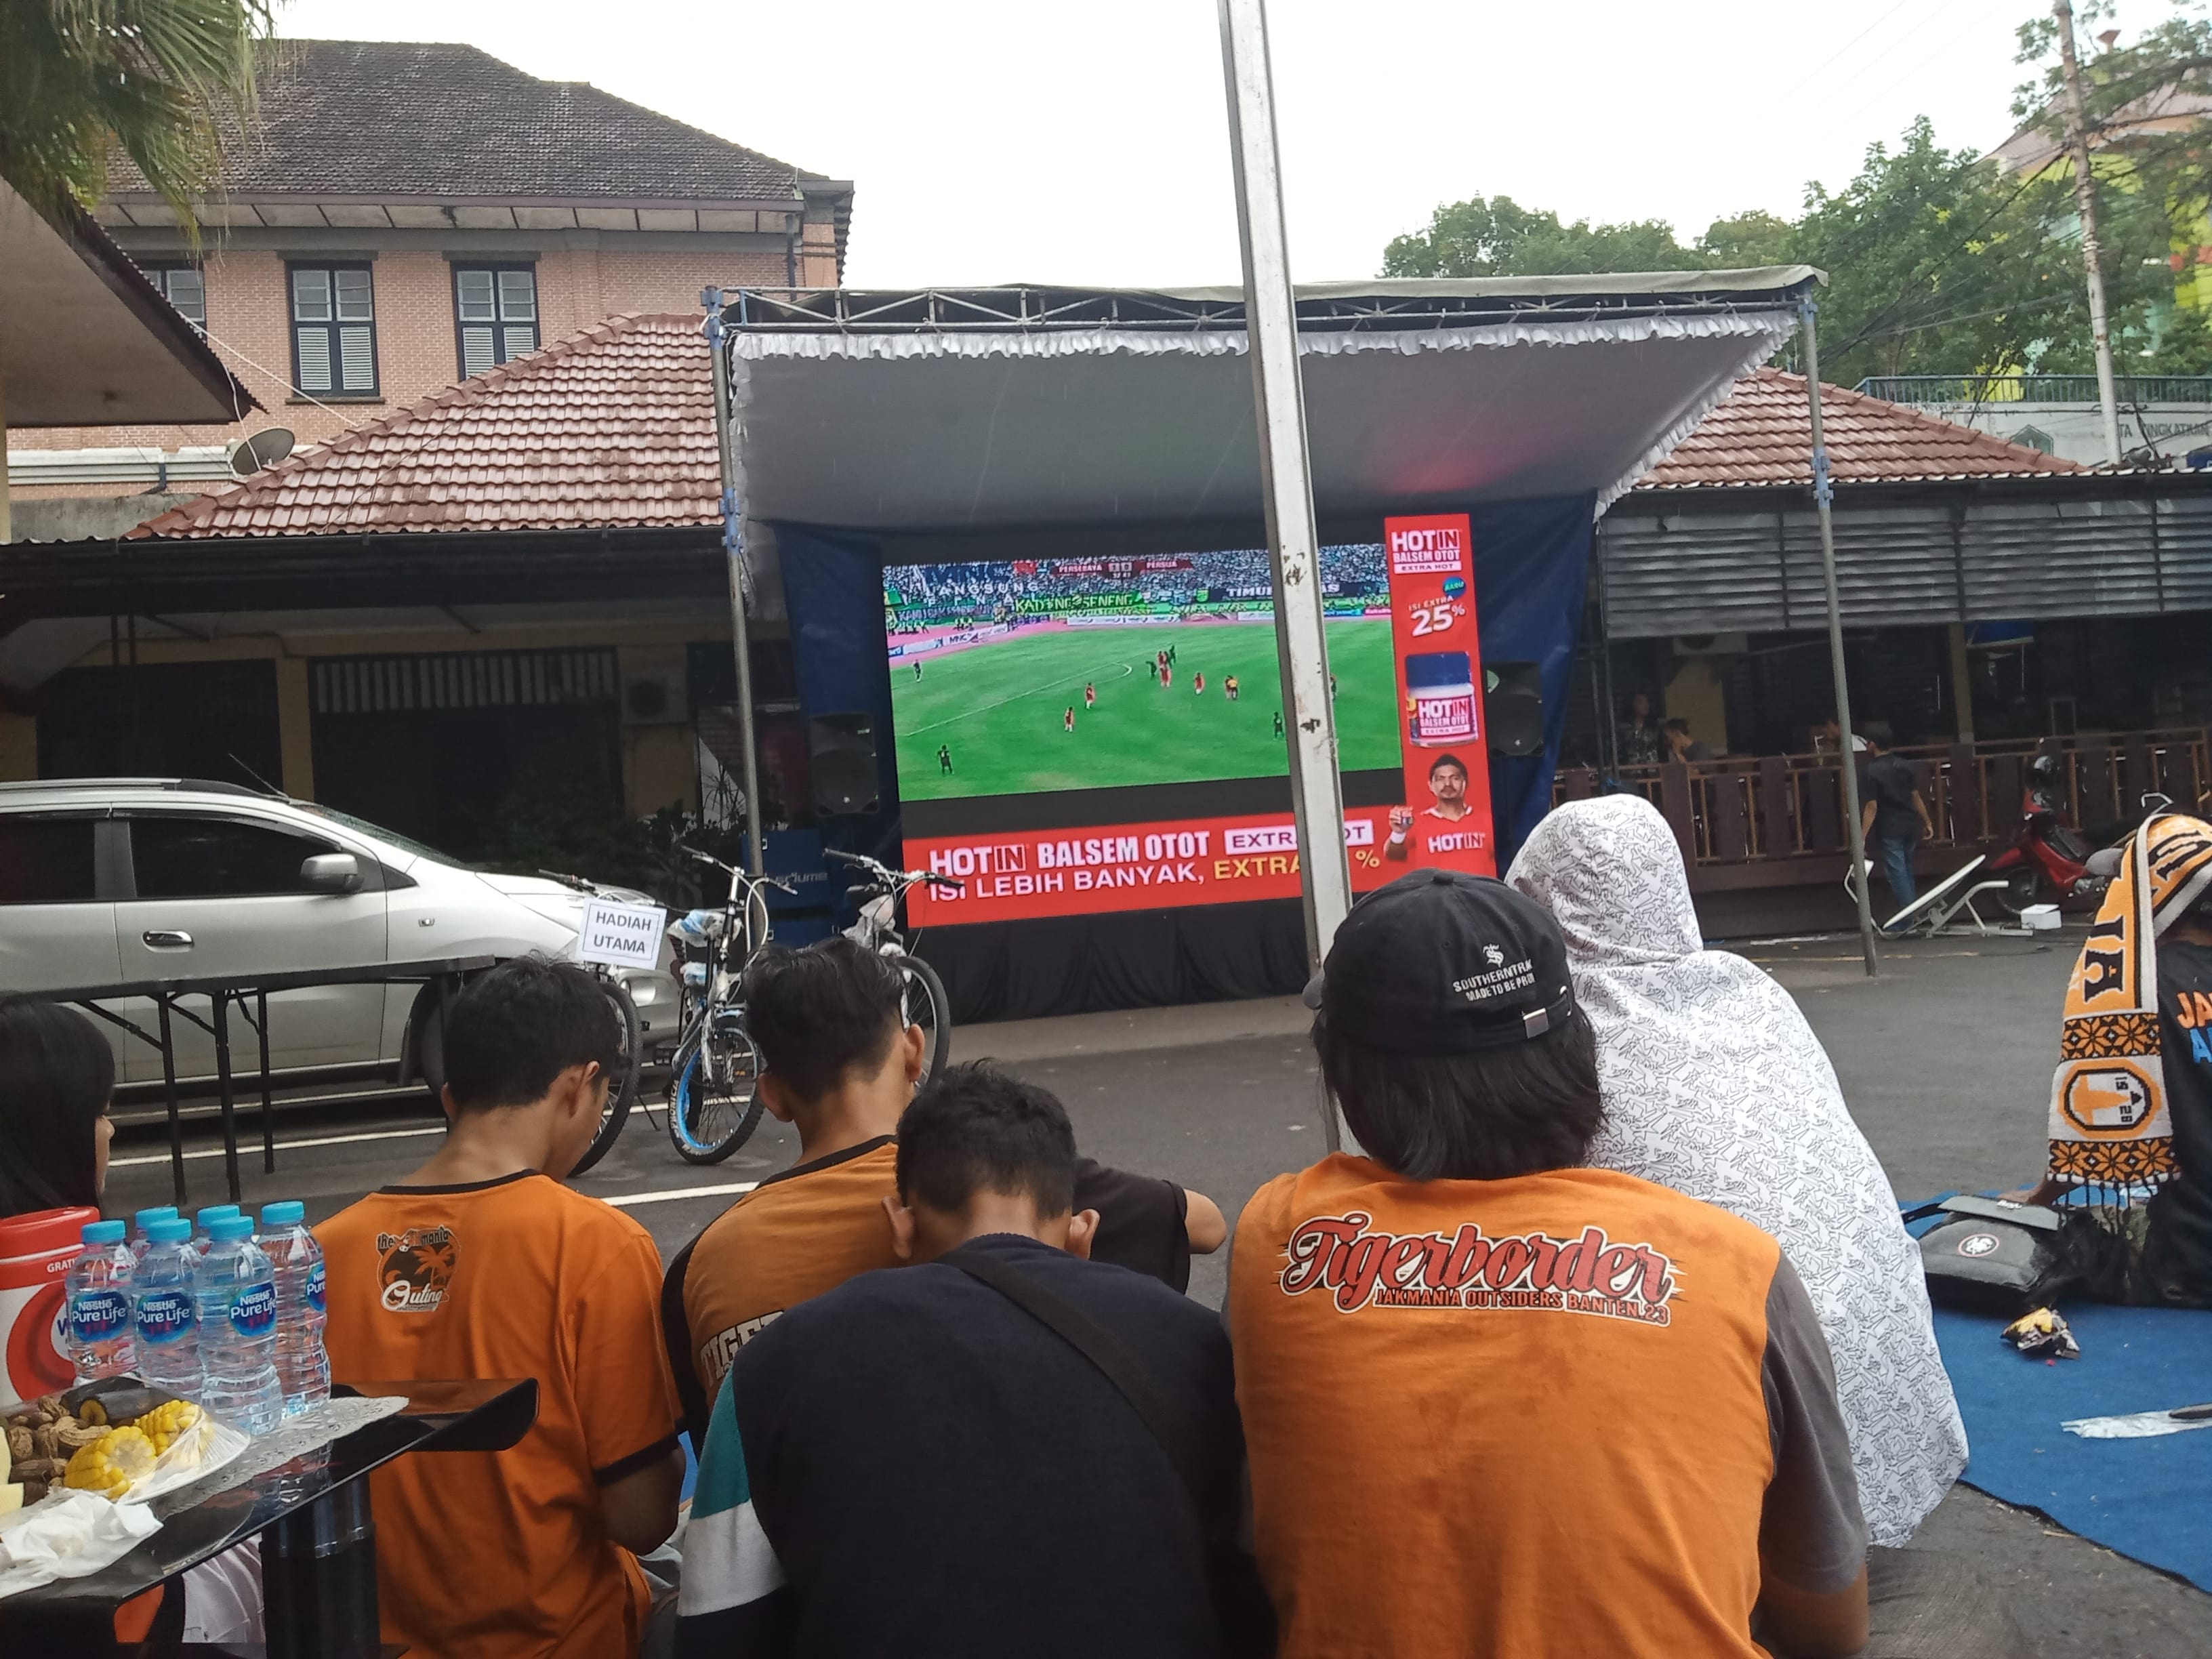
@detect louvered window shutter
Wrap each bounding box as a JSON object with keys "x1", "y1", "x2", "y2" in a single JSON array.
[
  {"x1": 292, "y1": 269, "x2": 331, "y2": 392},
  {"x1": 457, "y1": 270, "x2": 497, "y2": 376},
  {"x1": 454, "y1": 266, "x2": 539, "y2": 375},
  {"x1": 291, "y1": 266, "x2": 377, "y2": 396},
  {"x1": 339, "y1": 327, "x2": 375, "y2": 392},
  {"x1": 163, "y1": 267, "x2": 206, "y2": 329}
]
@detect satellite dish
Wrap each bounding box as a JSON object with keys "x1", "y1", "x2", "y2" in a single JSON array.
[{"x1": 227, "y1": 427, "x2": 295, "y2": 478}]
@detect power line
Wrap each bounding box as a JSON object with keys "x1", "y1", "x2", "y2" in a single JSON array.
[
  {"x1": 1832, "y1": 0, "x2": 1987, "y2": 96},
  {"x1": 1782, "y1": 0, "x2": 1918, "y2": 98},
  {"x1": 1853, "y1": 1, "x2": 2016, "y2": 110}
]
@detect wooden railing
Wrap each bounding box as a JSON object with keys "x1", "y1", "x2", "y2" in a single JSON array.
[{"x1": 1553, "y1": 729, "x2": 2212, "y2": 880}]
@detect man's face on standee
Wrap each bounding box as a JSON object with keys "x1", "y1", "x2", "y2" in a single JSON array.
[{"x1": 1430, "y1": 759, "x2": 1468, "y2": 813}]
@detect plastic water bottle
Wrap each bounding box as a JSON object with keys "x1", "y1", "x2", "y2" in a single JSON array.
[
  {"x1": 193, "y1": 1205, "x2": 242, "y2": 1255},
  {"x1": 132, "y1": 1218, "x2": 203, "y2": 1401},
  {"x1": 195, "y1": 1216, "x2": 281, "y2": 1434},
  {"x1": 131, "y1": 1206, "x2": 180, "y2": 1261},
  {"x1": 64, "y1": 1220, "x2": 136, "y2": 1385},
  {"x1": 258, "y1": 1202, "x2": 329, "y2": 1417}
]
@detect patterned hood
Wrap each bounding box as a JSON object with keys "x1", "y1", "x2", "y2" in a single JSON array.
[
  {"x1": 1506, "y1": 790, "x2": 1968, "y2": 1547},
  {"x1": 1507, "y1": 794, "x2": 1702, "y2": 968}
]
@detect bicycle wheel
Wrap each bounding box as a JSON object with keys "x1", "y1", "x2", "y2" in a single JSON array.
[
  {"x1": 895, "y1": 952, "x2": 952, "y2": 1084},
  {"x1": 667, "y1": 1017, "x2": 766, "y2": 1165},
  {"x1": 569, "y1": 979, "x2": 642, "y2": 1176}
]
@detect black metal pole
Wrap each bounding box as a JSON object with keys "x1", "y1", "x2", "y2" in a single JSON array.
[
  {"x1": 213, "y1": 992, "x2": 241, "y2": 1204},
  {"x1": 159, "y1": 996, "x2": 186, "y2": 1209},
  {"x1": 261, "y1": 1473, "x2": 380, "y2": 1659}
]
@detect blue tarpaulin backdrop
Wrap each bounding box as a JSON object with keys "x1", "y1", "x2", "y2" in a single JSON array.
[{"x1": 775, "y1": 499, "x2": 1593, "y2": 1020}]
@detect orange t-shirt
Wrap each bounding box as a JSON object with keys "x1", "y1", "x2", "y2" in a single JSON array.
[
  {"x1": 318, "y1": 1172, "x2": 682, "y2": 1659},
  {"x1": 1230, "y1": 1155, "x2": 1862, "y2": 1659},
  {"x1": 666, "y1": 1137, "x2": 906, "y2": 1430}
]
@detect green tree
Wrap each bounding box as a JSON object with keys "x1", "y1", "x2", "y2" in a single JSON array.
[
  {"x1": 2011, "y1": 1, "x2": 2212, "y2": 373},
  {"x1": 1779, "y1": 117, "x2": 2110, "y2": 386},
  {"x1": 0, "y1": 0, "x2": 275, "y2": 240},
  {"x1": 1378, "y1": 112, "x2": 2176, "y2": 387},
  {"x1": 1694, "y1": 210, "x2": 1796, "y2": 270},
  {"x1": 1381, "y1": 195, "x2": 1696, "y2": 279}
]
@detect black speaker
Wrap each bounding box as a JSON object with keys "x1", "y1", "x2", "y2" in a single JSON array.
[
  {"x1": 1483, "y1": 661, "x2": 1545, "y2": 758},
  {"x1": 808, "y1": 713, "x2": 880, "y2": 816}
]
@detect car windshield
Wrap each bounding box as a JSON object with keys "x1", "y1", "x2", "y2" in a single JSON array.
[{"x1": 298, "y1": 804, "x2": 472, "y2": 868}]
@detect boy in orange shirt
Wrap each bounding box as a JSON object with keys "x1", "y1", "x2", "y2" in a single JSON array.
[{"x1": 319, "y1": 958, "x2": 684, "y2": 1659}]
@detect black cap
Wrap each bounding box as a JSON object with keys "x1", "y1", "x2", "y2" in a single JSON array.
[{"x1": 1303, "y1": 869, "x2": 1577, "y2": 1055}]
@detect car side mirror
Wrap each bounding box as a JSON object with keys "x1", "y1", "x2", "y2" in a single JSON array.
[
  {"x1": 302, "y1": 852, "x2": 364, "y2": 894},
  {"x1": 2085, "y1": 848, "x2": 2123, "y2": 880}
]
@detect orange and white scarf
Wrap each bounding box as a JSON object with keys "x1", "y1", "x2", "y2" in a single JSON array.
[{"x1": 2047, "y1": 814, "x2": 2212, "y2": 1195}]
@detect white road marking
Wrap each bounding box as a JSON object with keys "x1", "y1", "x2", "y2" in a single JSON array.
[
  {"x1": 110, "y1": 1124, "x2": 445, "y2": 1167},
  {"x1": 902, "y1": 656, "x2": 1134, "y2": 735},
  {"x1": 601, "y1": 1181, "x2": 760, "y2": 1208}
]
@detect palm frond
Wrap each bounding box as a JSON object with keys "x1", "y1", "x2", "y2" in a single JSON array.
[{"x1": 0, "y1": 0, "x2": 275, "y2": 244}]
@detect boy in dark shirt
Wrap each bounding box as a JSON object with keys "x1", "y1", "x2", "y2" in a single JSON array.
[
  {"x1": 676, "y1": 1065, "x2": 1242, "y2": 1659},
  {"x1": 661, "y1": 939, "x2": 1225, "y2": 1441}
]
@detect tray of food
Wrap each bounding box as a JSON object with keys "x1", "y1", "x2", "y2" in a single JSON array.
[{"x1": 4, "y1": 1379, "x2": 245, "y2": 1513}]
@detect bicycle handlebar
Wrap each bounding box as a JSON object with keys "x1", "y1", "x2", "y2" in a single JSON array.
[{"x1": 685, "y1": 848, "x2": 796, "y2": 895}]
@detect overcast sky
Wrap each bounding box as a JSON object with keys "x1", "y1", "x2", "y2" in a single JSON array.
[{"x1": 281, "y1": 0, "x2": 2173, "y2": 289}]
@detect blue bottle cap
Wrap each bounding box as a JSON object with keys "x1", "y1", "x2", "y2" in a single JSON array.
[
  {"x1": 195, "y1": 1204, "x2": 242, "y2": 1231},
  {"x1": 259, "y1": 1201, "x2": 306, "y2": 1227},
  {"x1": 81, "y1": 1219, "x2": 127, "y2": 1244},
  {"x1": 207, "y1": 1215, "x2": 257, "y2": 1242},
  {"x1": 146, "y1": 1216, "x2": 194, "y2": 1244},
  {"x1": 134, "y1": 1206, "x2": 180, "y2": 1233}
]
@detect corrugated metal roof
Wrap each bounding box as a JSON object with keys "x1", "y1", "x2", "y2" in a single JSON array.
[
  {"x1": 131, "y1": 314, "x2": 716, "y2": 539},
  {"x1": 1635, "y1": 367, "x2": 2083, "y2": 489}
]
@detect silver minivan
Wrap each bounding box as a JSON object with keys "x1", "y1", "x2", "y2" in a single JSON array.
[{"x1": 0, "y1": 779, "x2": 680, "y2": 1090}]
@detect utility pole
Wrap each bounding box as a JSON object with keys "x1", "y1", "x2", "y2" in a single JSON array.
[
  {"x1": 1217, "y1": 0, "x2": 1355, "y2": 1151},
  {"x1": 2055, "y1": 0, "x2": 2125, "y2": 466},
  {"x1": 1801, "y1": 298, "x2": 1880, "y2": 979}
]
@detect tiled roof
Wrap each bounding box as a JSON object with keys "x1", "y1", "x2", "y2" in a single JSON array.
[
  {"x1": 134, "y1": 341, "x2": 2095, "y2": 541},
  {"x1": 111, "y1": 41, "x2": 809, "y2": 204},
  {"x1": 131, "y1": 314, "x2": 718, "y2": 539},
  {"x1": 1636, "y1": 367, "x2": 2083, "y2": 489}
]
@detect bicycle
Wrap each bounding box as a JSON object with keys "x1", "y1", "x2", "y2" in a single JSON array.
[
  {"x1": 663, "y1": 850, "x2": 793, "y2": 1165},
  {"x1": 825, "y1": 847, "x2": 963, "y2": 1083}
]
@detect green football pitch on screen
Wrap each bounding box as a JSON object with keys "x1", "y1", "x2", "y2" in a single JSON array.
[{"x1": 892, "y1": 619, "x2": 1403, "y2": 801}]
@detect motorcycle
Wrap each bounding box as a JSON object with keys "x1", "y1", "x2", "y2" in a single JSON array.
[{"x1": 1988, "y1": 754, "x2": 2170, "y2": 915}]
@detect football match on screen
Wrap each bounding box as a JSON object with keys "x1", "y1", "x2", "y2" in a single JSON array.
[{"x1": 884, "y1": 548, "x2": 1406, "y2": 802}]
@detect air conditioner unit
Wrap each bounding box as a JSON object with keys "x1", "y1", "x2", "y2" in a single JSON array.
[
  {"x1": 621, "y1": 664, "x2": 689, "y2": 726},
  {"x1": 1668, "y1": 632, "x2": 1749, "y2": 657}
]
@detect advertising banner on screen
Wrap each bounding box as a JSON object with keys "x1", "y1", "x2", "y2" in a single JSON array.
[
  {"x1": 905, "y1": 808, "x2": 1403, "y2": 926},
  {"x1": 1382, "y1": 513, "x2": 1494, "y2": 876}
]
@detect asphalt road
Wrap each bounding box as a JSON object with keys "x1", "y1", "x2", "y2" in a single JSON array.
[{"x1": 103, "y1": 927, "x2": 2212, "y2": 1657}]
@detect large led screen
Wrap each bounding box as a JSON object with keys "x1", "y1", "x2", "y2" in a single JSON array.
[
  {"x1": 892, "y1": 518, "x2": 1497, "y2": 926},
  {"x1": 885, "y1": 546, "x2": 1401, "y2": 800}
]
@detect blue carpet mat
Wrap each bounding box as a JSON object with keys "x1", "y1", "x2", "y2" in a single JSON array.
[{"x1": 1910, "y1": 1197, "x2": 2212, "y2": 1591}]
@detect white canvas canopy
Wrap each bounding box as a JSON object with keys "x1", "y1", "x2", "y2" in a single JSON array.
[{"x1": 716, "y1": 270, "x2": 1820, "y2": 532}]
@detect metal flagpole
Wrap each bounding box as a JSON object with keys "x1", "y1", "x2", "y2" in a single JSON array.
[
  {"x1": 1218, "y1": 0, "x2": 1354, "y2": 1151},
  {"x1": 703, "y1": 288, "x2": 768, "y2": 879},
  {"x1": 1800, "y1": 297, "x2": 1879, "y2": 977}
]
